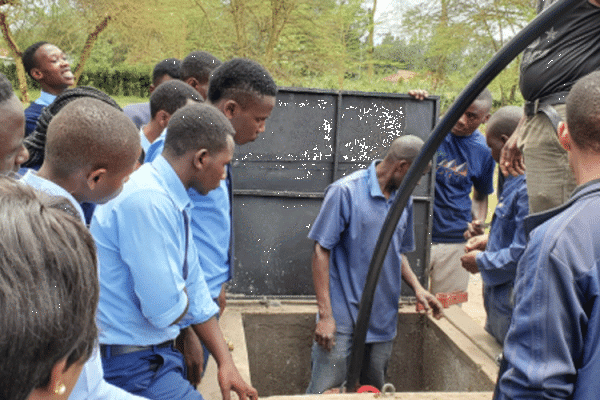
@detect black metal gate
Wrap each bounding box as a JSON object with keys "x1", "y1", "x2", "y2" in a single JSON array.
[{"x1": 230, "y1": 87, "x2": 439, "y2": 297}]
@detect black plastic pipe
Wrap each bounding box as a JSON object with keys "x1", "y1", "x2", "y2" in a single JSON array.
[{"x1": 345, "y1": 0, "x2": 581, "y2": 391}]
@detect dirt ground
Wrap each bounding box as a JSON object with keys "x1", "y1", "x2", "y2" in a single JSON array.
[{"x1": 463, "y1": 273, "x2": 486, "y2": 329}]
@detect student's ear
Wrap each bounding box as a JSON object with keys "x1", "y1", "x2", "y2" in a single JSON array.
[
  {"x1": 31, "y1": 358, "x2": 69, "y2": 397},
  {"x1": 30, "y1": 67, "x2": 43, "y2": 81},
  {"x1": 483, "y1": 112, "x2": 491, "y2": 124},
  {"x1": 185, "y1": 77, "x2": 200, "y2": 91},
  {"x1": 193, "y1": 148, "x2": 209, "y2": 170},
  {"x1": 558, "y1": 121, "x2": 571, "y2": 151},
  {"x1": 222, "y1": 99, "x2": 240, "y2": 120},
  {"x1": 86, "y1": 168, "x2": 108, "y2": 190},
  {"x1": 149, "y1": 84, "x2": 156, "y2": 94}
]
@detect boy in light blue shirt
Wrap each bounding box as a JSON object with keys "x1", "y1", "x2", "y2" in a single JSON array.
[
  {"x1": 19, "y1": 96, "x2": 146, "y2": 400},
  {"x1": 92, "y1": 103, "x2": 257, "y2": 400}
]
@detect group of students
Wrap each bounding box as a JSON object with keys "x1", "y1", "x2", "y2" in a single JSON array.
[{"x1": 0, "y1": 42, "x2": 276, "y2": 400}]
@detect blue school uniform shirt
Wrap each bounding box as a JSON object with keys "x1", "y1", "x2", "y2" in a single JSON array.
[
  {"x1": 433, "y1": 130, "x2": 495, "y2": 243},
  {"x1": 91, "y1": 155, "x2": 219, "y2": 346},
  {"x1": 308, "y1": 161, "x2": 415, "y2": 343},
  {"x1": 145, "y1": 133, "x2": 233, "y2": 299},
  {"x1": 24, "y1": 91, "x2": 56, "y2": 136},
  {"x1": 20, "y1": 170, "x2": 144, "y2": 400},
  {"x1": 476, "y1": 174, "x2": 528, "y2": 343},
  {"x1": 497, "y1": 179, "x2": 600, "y2": 399}
]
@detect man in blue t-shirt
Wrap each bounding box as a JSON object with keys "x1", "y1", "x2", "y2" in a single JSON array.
[
  {"x1": 427, "y1": 89, "x2": 495, "y2": 295},
  {"x1": 306, "y1": 135, "x2": 443, "y2": 394}
]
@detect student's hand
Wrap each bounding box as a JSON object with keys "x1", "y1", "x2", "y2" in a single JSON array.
[
  {"x1": 408, "y1": 89, "x2": 429, "y2": 101},
  {"x1": 315, "y1": 315, "x2": 336, "y2": 351},
  {"x1": 461, "y1": 251, "x2": 481, "y2": 274},
  {"x1": 218, "y1": 285, "x2": 227, "y2": 317},
  {"x1": 415, "y1": 288, "x2": 444, "y2": 320},
  {"x1": 500, "y1": 124, "x2": 526, "y2": 177},
  {"x1": 464, "y1": 219, "x2": 485, "y2": 240},
  {"x1": 176, "y1": 327, "x2": 204, "y2": 386},
  {"x1": 465, "y1": 233, "x2": 488, "y2": 252},
  {"x1": 218, "y1": 361, "x2": 258, "y2": 400}
]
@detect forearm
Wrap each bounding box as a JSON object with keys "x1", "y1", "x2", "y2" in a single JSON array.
[
  {"x1": 312, "y1": 242, "x2": 333, "y2": 318},
  {"x1": 191, "y1": 316, "x2": 231, "y2": 368},
  {"x1": 472, "y1": 191, "x2": 488, "y2": 222},
  {"x1": 401, "y1": 255, "x2": 424, "y2": 292}
]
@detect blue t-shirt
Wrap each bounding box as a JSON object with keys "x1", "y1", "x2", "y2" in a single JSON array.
[
  {"x1": 433, "y1": 130, "x2": 495, "y2": 243},
  {"x1": 123, "y1": 102, "x2": 151, "y2": 130},
  {"x1": 308, "y1": 161, "x2": 415, "y2": 342}
]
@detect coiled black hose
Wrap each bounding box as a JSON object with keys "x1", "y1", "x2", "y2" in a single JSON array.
[{"x1": 345, "y1": 0, "x2": 581, "y2": 391}]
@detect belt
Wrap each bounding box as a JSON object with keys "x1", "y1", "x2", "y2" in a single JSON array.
[
  {"x1": 524, "y1": 91, "x2": 569, "y2": 132},
  {"x1": 100, "y1": 340, "x2": 174, "y2": 358},
  {"x1": 524, "y1": 91, "x2": 569, "y2": 116}
]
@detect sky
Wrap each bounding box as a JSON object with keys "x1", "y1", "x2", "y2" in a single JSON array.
[{"x1": 372, "y1": 0, "x2": 423, "y2": 43}]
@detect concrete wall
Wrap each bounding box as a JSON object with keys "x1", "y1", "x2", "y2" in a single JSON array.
[{"x1": 233, "y1": 302, "x2": 499, "y2": 397}]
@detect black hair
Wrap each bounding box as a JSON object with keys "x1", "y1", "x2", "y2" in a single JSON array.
[
  {"x1": 23, "y1": 86, "x2": 121, "y2": 169},
  {"x1": 0, "y1": 176, "x2": 98, "y2": 400},
  {"x1": 164, "y1": 103, "x2": 234, "y2": 157},
  {"x1": 152, "y1": 58, "x2": 181, "y2": 86},
  {"x1": 150, "y1": 80, "x2": 202, "y2": 119},
  {"x1": 22, "y1": 41, "x2": 49, "y2": 78},
  {"x1": 207, "y1": 58, "x2": 277, "y2": 107},
  {"x1": 0, "y1": 73, "x2": 14, "y2": 104},
  {"x1": 566, "y1": 70, "x2": 600, "y2": 152},
  {"x1": 45, "y1": 97, "x2": 139, "y2": 178},
  {"x1": 180, "y1": 51, "x2": 222, "y2": 83},
  {"x1": 474, "y1": 88, "x2": 493, "y2": 112}
]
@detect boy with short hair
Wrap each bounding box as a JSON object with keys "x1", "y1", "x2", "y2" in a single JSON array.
[
  {"x1": 496, "y1": 71, "x2": 600, "y2": 399},
  {"x1": 92, "y1": 103, "x2": 257, "y2": 400},
  {"x1": 19, "y1": 97, "x2": 145, "y2": 400},
  {"x1": 123, "y1": 57, "x2": 182, "y2": 129},
  {"x1": 22, "y1": 41, "x2": 75, "y2": 136},
  {"x1": 140, "y1": 80, "x2": 201, "y2": 152},
  {"x1": 460, "y1": 106, "x2": 527, "y2": 344},
  {"x1": 181, "y1": 51, "x2": 222, "y2": 100}
]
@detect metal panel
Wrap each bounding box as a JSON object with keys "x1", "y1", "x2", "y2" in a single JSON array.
[{"x1": 230, "y1": 87, "x2": 439, "y2": 296}]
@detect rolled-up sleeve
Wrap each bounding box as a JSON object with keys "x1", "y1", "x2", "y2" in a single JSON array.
[{"x1": 117, "y1": 193, "x2": 189, "y2": 329}]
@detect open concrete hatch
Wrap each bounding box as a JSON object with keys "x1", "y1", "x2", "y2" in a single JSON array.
[{"x1": 199, "y1": 301, "x2": 500, "y2": 400}]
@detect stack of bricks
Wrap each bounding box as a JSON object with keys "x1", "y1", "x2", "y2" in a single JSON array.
[{"x1": 415, "y1": 291, "x2": 468, "y2": 311}]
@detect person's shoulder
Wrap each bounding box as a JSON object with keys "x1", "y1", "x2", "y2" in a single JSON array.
[{"x1": 24, "y1": 102, "x2": 44, "y2": 115}]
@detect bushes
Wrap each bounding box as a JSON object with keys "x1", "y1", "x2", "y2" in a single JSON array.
[{"x1": 0, "y1": 62, "x2": 152, "y2": 98}]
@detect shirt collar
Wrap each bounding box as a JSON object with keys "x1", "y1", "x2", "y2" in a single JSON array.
[
  {"x1": 34, "y1": 91, "x2": 57, "y2": 107},
  {"x1": 367, "y1": 160, "x2": 386, "y2": 199},
  {"x1": 20, "y1": 169, "x2": 85, "y2": 223},
  {"x1": 150, "y1": 155, "x2": 191, "y2": 212},
  {"x1": 524, "y1": 178, "x2": 600, "y2": 235}
]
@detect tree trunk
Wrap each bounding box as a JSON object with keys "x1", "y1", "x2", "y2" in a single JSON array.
[
  {"x1": 73, "y1": 15, "x2": 111, "y2": 85},
  {"x1": 0, "y1": 11, "x2": 29, "y2": 102},
  {"x1": 366, "y1": 0, "x2": 377, "y2": 80}
]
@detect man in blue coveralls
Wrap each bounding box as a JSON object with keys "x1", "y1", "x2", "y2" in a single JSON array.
[
  {"x1": 496, "y1": 71, "x2": 600, "y2": 399},
  {"x1": 91, "y1": 103, "x2": 257, "y2": 400},
  {"x1": 460, "y1": 106, "x2": 528, "y2": 345},
  {"x1": 306, "y1": 135, "x2": 443, "y2": 394}
]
